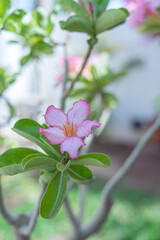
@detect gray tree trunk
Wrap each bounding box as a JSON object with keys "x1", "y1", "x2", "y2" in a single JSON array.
[{"x1": 14, "y1": 229, "x2": 30, "y2": 240}]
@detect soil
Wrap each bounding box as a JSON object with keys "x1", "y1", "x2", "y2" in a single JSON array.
[{"x1": 90, "y1": 139, "x2": 160, "y2": 195}]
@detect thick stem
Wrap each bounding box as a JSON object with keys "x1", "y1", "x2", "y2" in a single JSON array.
[
  {"x1": 62, "y1": 44, "x2": 93, "y2": 102},
  {"x1": 14, "y1": 231, "x2": 31, "y2": 240},
  {"x1": 64, "y1": 197, "x2": 80, "y2": 234},
  {"x1": 77, "y1": 185, "x2": 86, "y2": 224},
  {"x1": 0, "y1": 176, "x2": 18, "y2": 225},
  {"x1": 20, "y1": 185, "x2": 47, "y2": 236}
]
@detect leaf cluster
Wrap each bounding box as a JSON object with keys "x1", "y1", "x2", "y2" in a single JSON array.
[
  {"x1": 0, "y1": 118, "x2": 110, "y2": 219},
  {"x1": 58, "y1": 0, "x2": 129, "y2": 42},
  {"x1": 9, "y1": 8, "x2": 57, "y2": 66},
  {"x1": 138, "y1": 12, "x2": 160, "y2": 37},
  {"x1": 69, "y1": 56, "x2": 125, "y2": 108}
]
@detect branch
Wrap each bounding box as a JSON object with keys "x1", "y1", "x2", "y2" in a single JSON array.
[
  {"x1": 60, "y1": 42, "x2": 69, "y2": 110},
  {"x1": 62, "y1": 44, "x2": 93, "y2": 101},
  {"x1": 81, "y1": 115, "x2": 160, "y2": 238},
  {"x1": 77, "y1": 185, "x2": 86, "y2": 224},
  {"x1": 68, "y1": 115, "x2": 160, "y2": 239},
  {"x1": 64, "y1": 197, "x2": 82, "y2": 237},
  {"x1": 20, "y1": 185, "x2": 47, "y2": 236},
  {"x1": 0, "y1": 175, "x2": 18, "y2": 225}
]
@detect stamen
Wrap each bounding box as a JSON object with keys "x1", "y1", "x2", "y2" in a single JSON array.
[{"x1": 63, "y1": 123, "x2": 77, "y2": 137}]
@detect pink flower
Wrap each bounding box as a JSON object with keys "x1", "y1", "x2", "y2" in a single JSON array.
[
  {"x1": 125, "y1": 0, "x2": 158, "y2": 27},
  {"x1": 61, "y1": 56, "x2": 92, "y2": 79},
  {"x1": 39, "y1": 100, "x2": 101, "y2": 159}
]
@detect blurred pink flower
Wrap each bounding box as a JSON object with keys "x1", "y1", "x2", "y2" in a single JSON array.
[
  {"x1": 61, "y1": 56, "x2": 92, "y2": 79},
  {"x1": 39, "y1": 100, "x2": 101, "y2": 159},
  {"x1": 55, "y1": 54, "x2": 101, "y2": 86},
  {"x1": 125, "y1": 0, "x2": 159, "y2": 26}
]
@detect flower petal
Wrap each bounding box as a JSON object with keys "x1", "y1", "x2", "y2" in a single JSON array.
[
  {"x1": 39, "y1": 127, "x2": 67, "y2": 145},
  {"x1": 60, "y1": 137, "x2": 85, "y2": 159},
  {"x1": 44, "y1": 105, "x2": 67, "y2": 128},
  {"x1": 67, "y1": 100, "x2": 90, "y2": 127},
  {"x1": 76, "y1": 120, "x2": 101, "y2": 138}
]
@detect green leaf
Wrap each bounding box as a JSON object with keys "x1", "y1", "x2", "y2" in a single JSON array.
[
  {"x1": 22, "y1": 153, "x2": 58, "y2": 170},
  {"x1": 91, "y1": 0, "x2": 110, "y2": 17},
  {"x1": 47, "y1": 10, "x2": 56, "y2": 34},
  {"x1": 20, "y1": 54, "x2": 32, "y2": 66},
  {"x1": 33, "y1": 7, "x2": 48, "y2": 29},
  {"x1": 138, "y1": 17, "x2": 160, "y2": 34},
  {"x1": 58, "y1": 0, "x2": 88, "y2": 18},
  {"x1": 68, "y1": 165, "x2": 94, "y2": 184},
  {"x1": 39, "y1": 169, "x2": 57, "y2": 185},
  {"x1": 21, "y1": 25, "x2": 47, "y2": 38},
  {"x1": 3, "y1": 9, "x2": 26, "y2": 33},
  {"x1": 102, "y1": 92, "x2": 118, "y2": 109},
  {"x1": 5, "y1": 9, "x2": 26, "y2": 22},
  {"x1": 5, "y1": 98, "x2": 15, "y2": 118},
  {"x1": 56, "y1": 161, "x2": 71, "y2": 172},
  {"x1": 71, "y1": 153, "x2": 111, "y2": 168},
  {"x1": 12, "y1": 119, "x2": 59, "y2": 159},
  {"x1": 69, "y1": 88, "x2": 89, "y2": 98},
  {"x1": 60, "y1": 15, "x2": 93, "y2": 35},
  {"x1": 40, "y1": 135, "x2": 62, "y2": 161},
  {"x1": 35, "y1": 41, "x2": 53, "y2": 54},
  {"x1": 95, "y1": 8, "x2": 129, "y2": 34},
  {"x1": 0, "y1": 148, "x2": 40, "y2": 175},
  {"x1": 40, "y1": 171, "x2": 68, "y2": 219},
  {"x1": 0, "y1": 0, "x2": 11, "y2": 19}
]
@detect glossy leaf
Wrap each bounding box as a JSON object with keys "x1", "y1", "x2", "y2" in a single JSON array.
[
  {"x1": 12, "y1": 119, "x2": 60, "y2": 159},
  {"x1": 22, "y1": 153, "x2": 58, "y2": 170},
  {"x1": 40, "y1": 171, "x2": 68, "y2": 219},
  {"x1": 60, "y1": 15, "x2": 93, "y2": 35},
  {"x1": 95, "y1": 8, "x2": 129, "y2": 34},
  {"x1": 0, "y1": 148, "x2": 40, "y2": 175},
  {"x1": 71, "y1": 153, "x2": 111, "y2": 168},
  {"x1": 68, "y1": 165, "x2": 94, "y2": 184}
]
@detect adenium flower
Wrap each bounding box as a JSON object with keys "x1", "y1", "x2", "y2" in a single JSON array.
[
  {"x1": 62, "y1": 56, "x2": 92, "y2": 79},
  {"x1": 39, "y1": 100, "x2": 101, "y2": 159},
  {"x1": 55, "y1": 56, "x2": 92, "y2": 86},
  {"x1": 125, "y1": 0, "x2": 158, "y2": 27}
]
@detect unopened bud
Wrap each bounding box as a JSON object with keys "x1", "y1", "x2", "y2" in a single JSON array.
[{"x1": 88, "y1": 2, "x2": 94, "y2": 14}]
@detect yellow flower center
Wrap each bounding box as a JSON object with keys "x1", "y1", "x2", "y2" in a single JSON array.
[{"x1": 63, "y1": 123, "x2": 77, "y2": 137}]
